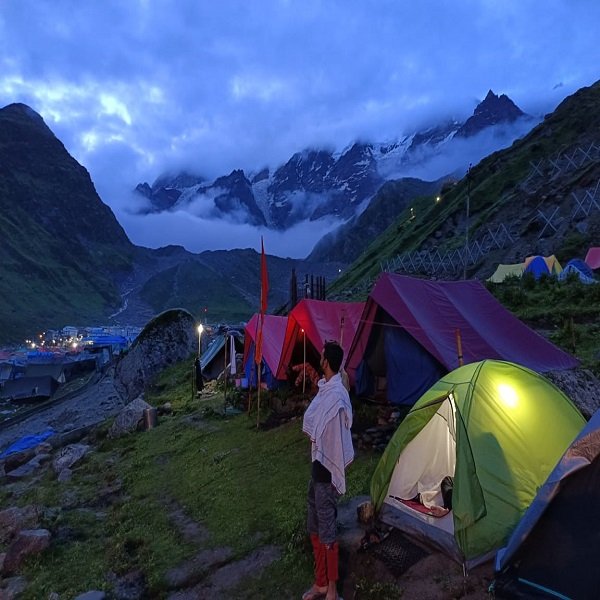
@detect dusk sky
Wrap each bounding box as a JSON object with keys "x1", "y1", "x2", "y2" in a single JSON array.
[{"x1": 1, "y1": 1, "x2": 598, "y2": 258}]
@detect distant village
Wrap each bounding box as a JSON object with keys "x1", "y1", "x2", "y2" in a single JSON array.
[{"x1": 0, "y1": 325, "x2": 142, "y2": 422}]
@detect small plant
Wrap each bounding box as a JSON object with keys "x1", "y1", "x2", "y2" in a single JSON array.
[{"x1": 354, "y1": 578, "x2": 403, "y2": 599}]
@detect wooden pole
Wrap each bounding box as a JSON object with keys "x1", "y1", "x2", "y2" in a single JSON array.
[
  {"x1": 223, "y1": 333, "x2": 228, "y2": 413},
  {"x1": 455, "y1": 328, "x2": 464, "y2": 367},
  {"x1": 256, "y1": 358, "x2": 262, "y2": 429},
  {"x1": 302, "y1": 329, "x2": 306, "y2": 396}
]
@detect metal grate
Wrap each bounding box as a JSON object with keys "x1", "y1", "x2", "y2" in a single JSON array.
[{"x1": 370, "y1": 530, "x2": 428, "y2": 578}]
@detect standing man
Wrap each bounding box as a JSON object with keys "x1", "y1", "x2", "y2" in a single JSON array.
[{"x1": 302, "y1": 341, "x2": 354, "y2": 600}]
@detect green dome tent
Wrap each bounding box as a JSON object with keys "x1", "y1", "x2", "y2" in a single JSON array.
[{"x1": 370, "y1": 360, "x2": 585, "y2": 568}]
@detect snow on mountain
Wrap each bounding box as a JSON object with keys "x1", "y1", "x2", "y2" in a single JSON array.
[{"x1": 134, "y1": 91, "x2": 533, "y2": 233}]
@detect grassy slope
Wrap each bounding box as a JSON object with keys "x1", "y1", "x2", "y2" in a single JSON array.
[
  {"x1": 9, "y1": 362, "x2": 377, "y2": 599},
  {"x1": 140, "y1": 260, "x2": 253, "y2": 323}
]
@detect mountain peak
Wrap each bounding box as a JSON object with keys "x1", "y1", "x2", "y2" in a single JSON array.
[
  {"x1": 456, "y1": 90, "x2": 526, "y2": 138},
  {"x1": 0, "y1": 102, "x2": 55, "y2": 137}
]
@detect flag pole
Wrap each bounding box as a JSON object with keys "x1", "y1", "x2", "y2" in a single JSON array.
[{"x1": 256, "y1": 319, "x2": 262, "y2": 429}]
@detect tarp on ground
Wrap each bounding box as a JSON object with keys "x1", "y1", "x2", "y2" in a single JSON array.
[
  {"x1": 585, "y1": 246, "x2": 600, "y2": 270},
  {"x1": 494, "y1": 410, "x2": 600, "y2": 598},
  {"x1": 0, "y1": 429, "x2": 55, "y2": 458},
  {"x1": 243, "y1": 314, "x2": 287, "y2": 388},
  {"x1": 558, "y1": 260, "x2": 596, "y2": 284},
  {"x1": 371, "y1": 360, "x2": 585, "y2": 568},
  {"x1": 346, "y1": 273, "x2": 579, "y2": 401},
  {"x1": 275, "y1": 299, "x2": 365, "y2": 380},
  {"x1": 487, "y1": 263, "x2": 525, "y2": 283}
]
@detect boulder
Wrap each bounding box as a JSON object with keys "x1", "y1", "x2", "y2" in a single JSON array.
[
  {"x1": 0, "y1": 576, "x2": 27, "y2": 599},
  {"x1": 546, "y1": 368, "x2": 600, "y2": 418},
  {"x1": 3, "y1": 449, "x2": 35, "y2": 473},
  {"x1": 114, "y1": 309, "x2": 196, "y2": 402},
  {"x1": 52, "y1": 444, "x2": 90, "y2": 474},
  {"x1": 2, "y1": 529, "x2": 51, "y2": 575},
  {"x1": 0, "y1": 506, "x2": 41, "y2": 545},
  {"x1": 73, "y1": 592, "x2": 106, "y2": 600},
  {"x1": 108, "y1": 397, "x2": 152, "y2": 439},
  {"x1": 5, "y1": 454, "x2": 50, "y2": 481}
]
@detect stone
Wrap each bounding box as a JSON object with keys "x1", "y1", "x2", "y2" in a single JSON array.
[
  {"x1": 0, "y1": 506, "x2": 41, "y2": 545},
  {"x1": 3, "y1": 449, "x2": 35, "y2": 473},
  {"x1": 2, "y1": 529, "x2": 51, "y2": 575},
  {"x1": 107, "y1": 569, "x2": 147, "y2": 600},
  {"x1": 107, "y1": 398, "x2": 153, "y2": 438},
  {"x1": 74, "y1": 590, "x2": 106, "y2": 600},
  {"x1": 52, "y1": 444, "x2": 90, "y2": 474},
  {"x1": 5, "y1": 455, "x2": 48, "y2": 480},
  {"x1": 114, "y1": 309, "x2": 196, "y2": 402},
  {"x1": 57, "y1": 467, "x2": 73, "y2": 483},
  {"x1": 0, "y1": 575, "x2": 27, "y2": 599},
  {"x1": 73, "y1": 592, "x2": 106, "y2": 600}
]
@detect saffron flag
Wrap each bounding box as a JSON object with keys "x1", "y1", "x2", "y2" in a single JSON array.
[{"x1": 255, "y1": 237, "x2": 269, "y2": 365}]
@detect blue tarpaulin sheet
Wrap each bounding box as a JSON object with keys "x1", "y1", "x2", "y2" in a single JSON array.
[{"x1": 0, "y1": 429, "x2": 55, "y2": 458}]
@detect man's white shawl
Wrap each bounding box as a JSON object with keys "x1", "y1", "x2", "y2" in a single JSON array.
[{"x1": 302, "y1": 373, "x2": 354, "y2": 494}]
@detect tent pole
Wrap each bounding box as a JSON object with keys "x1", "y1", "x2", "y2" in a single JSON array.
[
  {"x1": 455, "y1": 328, "x2": 464, "y2": 367},
  {"x1": 302, "y1": 329, "x2": 306, "y2": 396}
]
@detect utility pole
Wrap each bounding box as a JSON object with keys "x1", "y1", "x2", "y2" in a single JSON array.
[{"x1": 463, "y1": 164, "x2": 472, "y2": 280}]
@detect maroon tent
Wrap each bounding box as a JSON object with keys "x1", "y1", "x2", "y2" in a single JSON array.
[
  {"x1": 275, "y1": 299, "x2": 364, "y2": 380},
  {"x1": 346, "y1": 273, "x2": 579, "y2": 401}
]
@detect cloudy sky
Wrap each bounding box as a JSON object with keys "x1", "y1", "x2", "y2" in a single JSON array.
[{"x1": 1, "y1": 1, "x2": 598, "y2": 257}]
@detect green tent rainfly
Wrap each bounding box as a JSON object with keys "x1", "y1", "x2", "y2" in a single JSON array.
[{"x1": 370, "y1": 360, "x2": 585, "y2": 568}]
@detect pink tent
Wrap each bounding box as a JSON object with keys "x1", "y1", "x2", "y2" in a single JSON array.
[
  {"x1": 275, "y1": 299, "x2": 364, "y2": 380},
  {"x1": 585, "y1": 247, "x2": 600, "y2": 270},
  {"x1": 243, "y1": 314, "x2": 287, "y2": 379},
  {"x1": 347, "y1": 273, "x2": 579, "y2": 386}
]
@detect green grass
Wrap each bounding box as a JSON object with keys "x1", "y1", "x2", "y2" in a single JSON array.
[
  {"x1": 486, "y1": 274, "x2": 600, "y2": 374},
  {"x1": 4, "y1": 360, "x2": 378, "y2": 599}
]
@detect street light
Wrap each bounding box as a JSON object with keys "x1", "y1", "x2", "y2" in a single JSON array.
[
  {"x1": 197, "y1": 324, "x2": 204, "y2": 356},
  {"x1": 195, "y1": 324, "x2": 204, "y2": 395}
]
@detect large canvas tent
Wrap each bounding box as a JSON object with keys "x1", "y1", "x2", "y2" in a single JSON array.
[
  {"x1": 242, "y1": 314, "x2": 287, "y2": 389},
  {"x1": 200, "y1": 331, "x2": 244, "y2": 381},
  {"x1": 275, "y1": 299, "x2": 364, "y2": 380},
  {"x1": 346, "y1": 273, "x2": 579, "y2": 406},
  {"x1": 370, "y1": 360, "x2": 586, "y2": 568},
  {"x1": 494, "y1": 410, "x2": 600, "y2": 599}
]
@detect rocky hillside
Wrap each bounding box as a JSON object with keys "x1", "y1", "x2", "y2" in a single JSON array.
[
  {"x1": 329, "y1": 79, "x2": 600, "y2": 296},
  {"x1": 0, "y1": 105, "x2": 344, "y2": 343},
  {"x1": 0, "y1": 103, "x2": 135, "y2": 342}
]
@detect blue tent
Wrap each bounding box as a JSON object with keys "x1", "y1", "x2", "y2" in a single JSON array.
[
  {"x1": 354, "y1": 309, "x2": 445, "y2": 405},
  {"x1": 559, "y1": 259, "x2": 596, "y2": 284},
  {"x1": 523, "y1": 256, "x2": 550, "y2": 279}
]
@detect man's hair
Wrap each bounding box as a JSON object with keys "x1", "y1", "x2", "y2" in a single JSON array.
[{"x1": 323, "y1": 341, "x2": 344, "y2": 373}]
